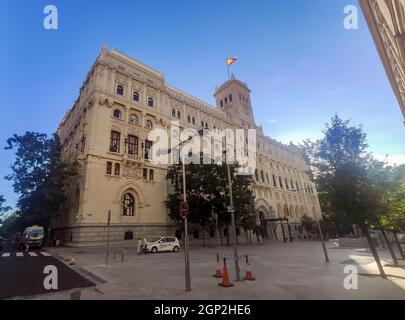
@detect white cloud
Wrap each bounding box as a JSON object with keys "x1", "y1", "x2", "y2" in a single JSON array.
[
  {"x1": 375, "y1": 154, "x2": 405, "y2": 166},
  {"x1": 266, "y1": 119, "x2": 279, "y2": 124}
]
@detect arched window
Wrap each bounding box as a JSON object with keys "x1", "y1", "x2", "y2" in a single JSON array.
[
  {"x1": 116, "y1": 85, "x2": 124, "y2": 96},
  {"x1": 122, "y1": 193, "x2": 135, "y2": 216},
  {"x1": 177, "y1": 111, "x2": 181, "y2": 119},
  {"x1": 283, "y1": 205, "x2": 290, "y2": 217},
  {"x1": 272, "y1": 174, "x2": 277, "y2": 187},
  {"x1": 145, "y1": 120, "x2": 153, "y2": 129},
  {"x1": 229, "y1": 94, "x2": 232, "y2": 102},
  {"x1": 192, "y1": 117, "x2": 195, "y2": 125},
  {"x1": 144, "y1": 140, "x2": 153, "y2": 160},
  {"x1": 129, "y1": 114, "x2": 139, "y2": 124},
  {"x1": 220, "y1": 100, "x2": 223, "y2": 108},
  {"x1": 279, "y1": 177, "x2": 284, "y2": 188},
  {"x1": 225, "y1": 97, "x2": 228, "y2": 104},
  {"x1": 113, "y1": 109, "x2": 121, "y2": 119},
  {"x1": 148, "y1": 97, "x2": 154, "y2": 107},
  {"x1": 133, "y1": 91, "x2": 139, "y2": 102},
  {"x1": 187, "y1": 115, "x2": 191, "y2": 123}
]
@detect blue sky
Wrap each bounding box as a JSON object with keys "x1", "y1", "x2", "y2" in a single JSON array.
[{"x1": 1, "y1": 0, "x2": 404, "y2": 208}]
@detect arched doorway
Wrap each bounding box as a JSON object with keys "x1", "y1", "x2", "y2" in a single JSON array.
[{"x1": 259, "y1": 211, "x2": 268, "y2": 239}]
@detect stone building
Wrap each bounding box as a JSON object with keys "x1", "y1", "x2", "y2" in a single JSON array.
[
  {"x1": 360, "y1": 0, "x2": 405, "y2": 125},
  {"x1": 53, "y1": 48, "x2": 322, "y2": 245}
]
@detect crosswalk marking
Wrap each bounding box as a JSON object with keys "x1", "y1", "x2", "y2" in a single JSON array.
[{"x1": 0, "y1": 251, "x2": 52, "y2": 258}]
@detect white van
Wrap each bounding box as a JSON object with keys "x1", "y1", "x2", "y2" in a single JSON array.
[{"x1": 18, "y1": 226, "x2": 44, "y2": 249}]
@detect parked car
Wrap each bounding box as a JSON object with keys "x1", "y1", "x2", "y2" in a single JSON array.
[
  {"x1": 17, "y1": 226, "x2": 44, "y2": 250},
  {"x1": 144, "y1": 236, "x2": 180, "y2": 253}
]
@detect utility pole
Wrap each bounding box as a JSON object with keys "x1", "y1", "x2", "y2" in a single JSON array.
[
  {"x1": 226, "y1": 163, "x2": 241, "y2": 281},
  {"x1": 182, "y1": 152, "x2": 191, "y2": 292},
  {"x1": 105, "y1": 209, "x2": 111, "y2": 266},
  {"x1": 316, "y1": 220, "x2": 329, "y2": 263}
]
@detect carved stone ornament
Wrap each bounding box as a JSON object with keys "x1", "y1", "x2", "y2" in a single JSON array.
[{"x1": 122, "y1": 162, "x2": 142, "y2": 180}]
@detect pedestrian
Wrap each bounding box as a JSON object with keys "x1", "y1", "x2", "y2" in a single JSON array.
[
  {"x1": 142, "y1": 237, "x2": 147, "y2": 254},
  {"x1": 137, "y1": 237, "x2": 142, "y2": 255}
]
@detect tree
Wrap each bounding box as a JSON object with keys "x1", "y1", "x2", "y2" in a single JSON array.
[
  {"x1": 4, "y1": 132, "x2": 75, "y2": 231},
  {"x1": 378, "y1": 164, "x2": 405, "y2": 259},
  {"x1": 0, "y1": 195, "x2": 11, "y2": 217},
  {"x1": 0, "y1": 195, "x2": 12, "y2": 237},
  {"x1": 302, "y1": 115, "x2": 387, "y2": 278},
  {"x1": 166, "y1": 160, "x2": 256, "y2": 245}
]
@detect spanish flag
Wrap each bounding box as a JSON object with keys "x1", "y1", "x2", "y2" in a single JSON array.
[{"x1": 226, "y1": 57, "x2": 238, "y2": 66}]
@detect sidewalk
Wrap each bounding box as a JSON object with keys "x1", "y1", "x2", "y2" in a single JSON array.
[{"x1": 34, "y1": 241, "x2": 405, "y2": 300}]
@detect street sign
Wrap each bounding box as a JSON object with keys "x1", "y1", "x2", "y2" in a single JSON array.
[
  {"x1": 227, "y1": 206, "x2": 235, "y2": 213},
  {"x1": 180, "y1": 201, "x2": 189, "y2": 219}
]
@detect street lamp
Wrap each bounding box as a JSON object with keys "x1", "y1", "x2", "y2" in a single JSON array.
[
  {"x1": 223, "y1": 151, "x2": 241, "y2": 281},
  {"x1": 165, "y1": 127, "x2": 205, "y2": 292}
]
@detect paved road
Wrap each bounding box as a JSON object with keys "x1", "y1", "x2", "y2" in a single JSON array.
[{"x1": 0, "y1": 243, "x2": 94, "y2": 299}]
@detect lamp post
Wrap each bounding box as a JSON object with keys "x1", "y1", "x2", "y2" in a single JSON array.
[
  {"x1": 166, "y1": 128, "x2": 204, "y2": 292},
  {"x1": 181, "y1": 151, "x2": 191, "y2": 292},
  {"x1": 223, "y1": 150, "x2": 241, "y2": 281},
  {"x1": 226, "y1": 163, "x2": 241, "y2": 281}
]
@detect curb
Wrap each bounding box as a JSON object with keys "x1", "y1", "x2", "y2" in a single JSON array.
[{"x1": 79, "y1": 266, "x2": 108, "y2": 284}]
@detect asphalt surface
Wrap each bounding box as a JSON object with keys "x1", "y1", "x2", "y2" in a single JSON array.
[{"x1": 0, "y1": 243, "x2": 94, "y2": 299}]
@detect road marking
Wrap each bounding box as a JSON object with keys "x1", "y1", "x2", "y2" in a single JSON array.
[
  {"x1": 40, "y1": 252, "x2": 51, "y2": 257},
  {"x1": 28, "y1": 252, "x2": 38, "y2": 257},
  {"x1": 1, "y1": 253, "x2": 11, "y2": 257},
  {"x1": 16, "y1": 252, "x2": 24, "y2": 257}
]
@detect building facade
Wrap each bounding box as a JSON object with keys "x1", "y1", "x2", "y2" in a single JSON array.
[
  {"x1": 53, "y1": 48, "x2": 322, "y2": 245},
  {"x1": 360, "y1": 0, "x2": 405, "y2": 125}
]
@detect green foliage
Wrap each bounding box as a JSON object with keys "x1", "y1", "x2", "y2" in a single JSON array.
[
  {"x1": 4, "y1": 132, "x2": 75, "y2": 230},
  {"x1": 379, "y1": 165, "x2": 405, "y2": 231},
  {"x1": 301, "y1": 115, "x2": 385, "y2": 231},
  {"x1": 166, "y1": 161, "x2": 257, "y2": 232},
  {"x1": 0, "y1": 195, "x2": 11, "y2": 216}
]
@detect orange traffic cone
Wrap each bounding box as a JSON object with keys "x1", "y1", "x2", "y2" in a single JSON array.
[
  {"x1": 218, "y1": 258, "x2": 234, "y2": 287},
  {"x1": 243, "y1": 255, "x2": 256, "y2": 281},
  {"x1": 213, "y1": 254, "x2": 223, "y2": 278}
]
